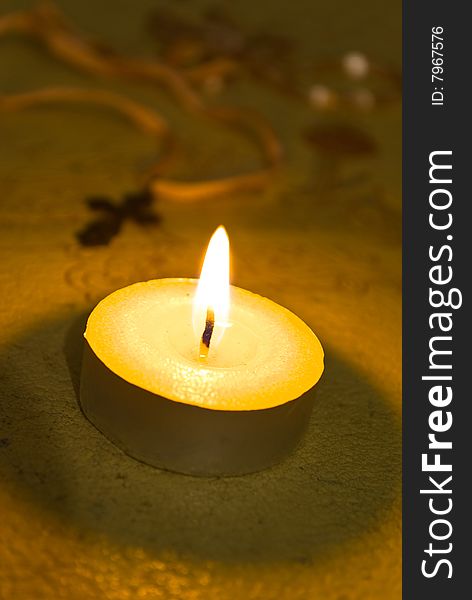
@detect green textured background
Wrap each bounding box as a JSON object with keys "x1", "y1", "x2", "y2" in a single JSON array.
[{"x1": 0, "y1": 0, "x2": 401, "y2": 598}]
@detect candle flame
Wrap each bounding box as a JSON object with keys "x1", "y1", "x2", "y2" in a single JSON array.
[{"x1": 193, "y1": 226, "x2": 230, "y2": 357}]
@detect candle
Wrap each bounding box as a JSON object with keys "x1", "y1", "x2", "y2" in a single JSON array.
[{"x1": 80, "y1": 227, "x2": 324, "y2": 476}]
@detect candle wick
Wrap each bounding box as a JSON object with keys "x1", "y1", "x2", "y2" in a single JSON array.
[{"x1": 199, "y1": 307, "x2": 215, "y2": 359}]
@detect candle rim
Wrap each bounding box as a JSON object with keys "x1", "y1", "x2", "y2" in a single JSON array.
[{"x1": 84, "y1": 278, "x2": 325, "y2": 411}]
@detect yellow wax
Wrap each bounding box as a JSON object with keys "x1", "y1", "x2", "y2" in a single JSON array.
[{"x1": 85, "y1": 278, "x2": 324, "y2": 411}]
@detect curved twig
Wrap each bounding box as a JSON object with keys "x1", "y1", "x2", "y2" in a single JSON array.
[
  {"x1": 0, "y1": 86, "x2": 277, "y2": 202},
  {"x1": 150, "y1": 168, "x2": 277, "y2": 203},
  {"x1": 0, "y1": 3, "x2": 203, "y2": 111},
  {"x1": 0, "y1": 2, "x2": 284, "y2": 202},
  {"x1": 0, "y1": 87, "x2": 169, "y2": 137}
]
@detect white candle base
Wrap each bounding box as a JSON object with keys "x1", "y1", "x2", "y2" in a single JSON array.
[{"x1": 80, "y1": 341, "x2": 317, "y2": 476}]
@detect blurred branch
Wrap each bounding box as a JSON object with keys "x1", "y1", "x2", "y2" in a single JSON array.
[{"x1": 0, "y1": 2, "x2": 283, "y2": 202}]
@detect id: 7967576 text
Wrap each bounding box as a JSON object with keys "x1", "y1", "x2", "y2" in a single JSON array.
[{"x1": 431, "y1": 26, "x2": 444, "y2": 106}]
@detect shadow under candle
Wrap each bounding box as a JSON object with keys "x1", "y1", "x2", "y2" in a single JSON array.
[{"x1": 0, "y1": 311, "x2": 400, "y2": 564}]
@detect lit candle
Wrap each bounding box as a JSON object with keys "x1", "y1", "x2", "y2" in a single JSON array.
[{"x1": 80, "y1": 227, "x2": 324, "y2": 476}]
